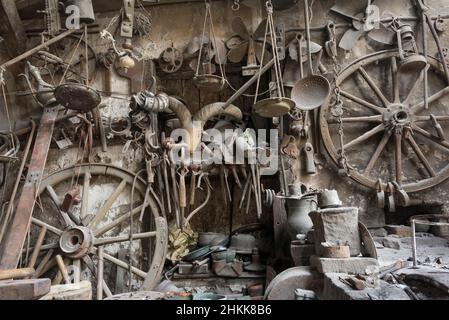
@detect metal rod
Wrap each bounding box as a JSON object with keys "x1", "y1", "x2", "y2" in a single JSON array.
[
  {"x1": 304, "y1": 0, "x2": 313, "y2": 74},
  {"x1": 220, "y1": 58, "x2": 275, "y2": 110}
]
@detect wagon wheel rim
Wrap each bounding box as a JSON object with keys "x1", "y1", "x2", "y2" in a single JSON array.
[
  {"x1": 24, "y1": 164, "x2": 167, "y2": 299},
  {"x1": 320, "y1": 50, "x2": 449, "y2": 193}
]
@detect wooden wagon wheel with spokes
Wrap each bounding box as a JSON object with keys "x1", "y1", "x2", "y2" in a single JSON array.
[
  {"x1": 21, "y1": 164, "x2": 168, "y2": 299},
  {"x1": 320, "y1": 50, "x2": 449, "y2": 194}
]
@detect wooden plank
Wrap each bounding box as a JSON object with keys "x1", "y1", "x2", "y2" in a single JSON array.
[
  {"x1": 0, "y1": 278, "x2": 50, "y2": 300},
  {"x1": 0, "y1": 107, "x2": 59, "y2": 269},
  {"x1": 40, "y1": 280, "x2": 92, "y2": 300}
]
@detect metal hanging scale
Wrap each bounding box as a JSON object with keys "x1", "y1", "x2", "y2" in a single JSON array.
[
  {"x1": 193, "y1": 1, "x2": 226, "y2": 92},
  {"x1": 253, "y1": 1, "x2": 295, "y2": 118}
]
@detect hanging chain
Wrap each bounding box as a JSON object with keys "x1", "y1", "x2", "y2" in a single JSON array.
[{"x1": 331, "y1": 86, "x2": 349, "y2": 173}]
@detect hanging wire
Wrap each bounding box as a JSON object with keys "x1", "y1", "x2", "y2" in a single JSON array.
[
  {"x1": 208, "y1": 3, "x2": 225, "y2": 79},
  {"x1": 253, "y1": 0, "x2": 285, "y2": 104},
  {"x1": 253, "y1": 11, "x2": 270, "y2": 105}
]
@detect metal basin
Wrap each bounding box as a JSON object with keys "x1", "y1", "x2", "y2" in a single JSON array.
[{"x1": 291, "y1": 75, "x2": 331, "y2": 111}]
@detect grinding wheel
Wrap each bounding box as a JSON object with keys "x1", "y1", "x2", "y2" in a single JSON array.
[{"x1": 264, "y1": 266, "x2": 321, "y2": 300}]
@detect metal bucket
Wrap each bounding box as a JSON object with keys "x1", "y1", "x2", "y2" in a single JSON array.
[
  {"x1": 285, "y1": 195, "x2": 317, "y2": 238},
  {"x1": 65, "y1": 0, "x2": 96, "y2": 24}
]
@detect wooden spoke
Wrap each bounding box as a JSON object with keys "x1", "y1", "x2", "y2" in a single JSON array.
[
  {"x1": 102, "y1": 252, "x2": 147, "y2": 279},
  {"x1": 46, "y1": 186, "x2": 61, "y2": 207},
  {"x1": 31, "y1": 218, "x2": 63, "y2": 236},
  {"x1": 414, "y1": 115, "x2": 449, "y2": 122},
  {"x1": 363, "y1": 130, "x2": 392, "y2": 175},
  {"x1": 27, "y1": 226, "x2": 47, "y2": 269},
  {"x1": 395, "y1": 132, "x2": 403, "y2": 185},
  {"x1": 80, "y1": 172, "x2": 91, "y2": 220},
  {"x1": 96, "y1": 247, "x2": 104, "y2": 300},
  {"x1": 34, "y1": 249, "x2": 55, "y2": 278},
  {"x1": 93, "y1": 204, "x2": 144, "y2": 237},
  {"x1": 343, "y1": 124, "x2": 384, "y2": 150},
  {"x1": 81, "y1": 255, "x2": 112, "y2": 298},
  {"x1": 412, "y1": 124, "x2": 449, "y2": 151},
  {"x1": 411, "y1": 86, "x2": 449, "y2": 114},
  {"x1": 328, "y1": 115, "x2": 383, "y2": 124},
  {"x1": 406, "y1": 134, "x2": 437, "y2": 177},
  {"x1": 94, "y1": 231, "x2": 156, "y2": 246},
  {"x1": 45, "y1": 185, "x2": 74, "y2": 227},
  {"x1": 358, "y1": 66, "x2": 390, "y2": 107},
  {"x1": 404, "y1": 67, "x2": 425, "y2": 106},
  {"x1": 23, "y1": 242, "x2": 58, "y2": 254},
  {"x1": 339, "y1": 90, "x2": 384, "y2": 114},
  {"x1": 391, "y1": 57, "x2": 400, "y2": 103},
  {"x1": 73, "y1": 259, "x2": 81, "y2": 283},
  {"x1": 88, "y1": 179, "x2": 127, "y2": 228}
]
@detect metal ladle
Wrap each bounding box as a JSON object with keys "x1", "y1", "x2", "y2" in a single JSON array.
[{"x1": 291, "y1": 0, "x2": 331, "y2": 111}]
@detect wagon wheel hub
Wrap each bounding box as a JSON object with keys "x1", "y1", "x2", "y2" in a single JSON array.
[
  {"x1": 59, "y1": 226, "x2": 94, "y2": 259},
  {"x1": 383, "y1": 104, "x2": 412, "y2": 127}
]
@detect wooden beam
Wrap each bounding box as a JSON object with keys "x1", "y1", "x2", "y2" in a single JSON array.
[
  {"x1": 0, "y1": 0, "x2": 27, "y2": 56},
  {"x1": 0, "y1": 106, "x2": 59, "y2": 269},
  {"x1": 0, "y1": 278, "x2": 51, "y2": 300}
]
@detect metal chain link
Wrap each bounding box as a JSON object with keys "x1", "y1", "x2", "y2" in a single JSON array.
[{"x1": 331, "y1": 86, "x2": 349, "y2": 173}]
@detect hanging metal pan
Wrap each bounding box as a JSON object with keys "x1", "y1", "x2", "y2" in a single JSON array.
[
  {"x1": 291, "y1": 75, "x2": 330, "y2": 111},
  {"x1": 291, "y1": 0, "x2": 330, "y2": 111},
  {"x1": 54, "y1": 83, "x2": 101, "y2": 112}
]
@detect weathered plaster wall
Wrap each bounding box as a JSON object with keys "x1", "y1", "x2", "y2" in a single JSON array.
[{"x1": 3, "y1": 0, "x2": 449, "y2": 232}]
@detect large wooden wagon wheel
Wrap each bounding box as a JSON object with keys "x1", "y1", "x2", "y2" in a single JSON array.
[
  {"x1": 320, "y1": 50, "x2": 449, "y2": 194},
  {"x1": 21, "y1": 164, "x2": 168, "y2": 299}
]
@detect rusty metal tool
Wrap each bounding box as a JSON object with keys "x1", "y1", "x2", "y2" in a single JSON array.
[{"x1": 177, "y1": 166, "x2": 189, "y2": 228}]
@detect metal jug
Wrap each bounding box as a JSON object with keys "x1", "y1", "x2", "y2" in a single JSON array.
[{"x1": 285, "y1": 195, "x2": 317, "y2": 238}]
